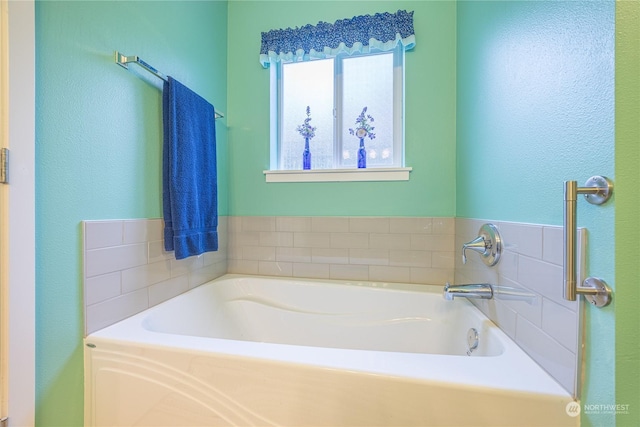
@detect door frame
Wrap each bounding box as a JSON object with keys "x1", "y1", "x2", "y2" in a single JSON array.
[{"x1": 1, "y1": 0, "x2": 35, "y2": 425}]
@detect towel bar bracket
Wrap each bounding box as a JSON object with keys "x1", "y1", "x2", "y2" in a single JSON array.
[
  {"x1": 115, "y1": 51, "x2": 167, "y2": 81},
  {"x1": 115, "y1": 52, "x2": 136, "y2": 70}
]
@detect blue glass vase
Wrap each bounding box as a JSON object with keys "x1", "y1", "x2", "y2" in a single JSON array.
[
  {"x1": 303, "y1": 138, "x2": 311, "y2": 170},
  {"x1": 357, "y1": 138, "x2": 366, "y2": 168}
]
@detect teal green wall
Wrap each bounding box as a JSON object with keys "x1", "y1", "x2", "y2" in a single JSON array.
[
  {"x1": 34, "y1": 1, "x2": 638, "y2": 426},
  {"x1": 227, "y1": 1, "x2": 456, "y2": 217},
  {"x1": 456, "y1": 1, "x2": 616, "y2": 426},
  {"x1": 615, "y1": 1, "x2": 640, "y2": 426},
  {"x1": 35, "y1": 1, "x2": 228, "y2": 425}
]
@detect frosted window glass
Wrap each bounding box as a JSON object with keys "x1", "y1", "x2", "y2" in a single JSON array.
[
  {"x1": 274, "y1": 47, "x2": 402, "y2": 171},
  {"x1": 281, "y1": 59, "x2": 334, "y2": 170},
  {"x1": 341, "y1": 53, "x2": 394, "y2": 168}
]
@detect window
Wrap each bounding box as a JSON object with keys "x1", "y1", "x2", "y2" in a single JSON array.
[
  {"x1": 274, "y1": 46, "x2": 404, "y2": 171},
  {"x1": 259, "y1": 10, "x2": 415, "y2": 181}
]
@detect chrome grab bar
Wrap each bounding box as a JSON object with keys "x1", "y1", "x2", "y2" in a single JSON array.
[{"x1": 563, "y1": 176, "x2": 613, "y2": 307}]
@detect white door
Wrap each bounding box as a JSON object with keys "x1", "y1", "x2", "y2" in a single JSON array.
[
  {"x1": 1, "y1": 1, "x2": 9, "y2": 420},
  {"x1": 0, "y1": 1, "x2": 7, "y2": 421},
  {"x1": 0, "y1": 0, "x2": 35, "y2": 425}
]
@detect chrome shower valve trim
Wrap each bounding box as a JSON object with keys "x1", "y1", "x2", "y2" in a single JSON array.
[{"x1": 461, "y1": 223, "x2": 502, "y2": 267}]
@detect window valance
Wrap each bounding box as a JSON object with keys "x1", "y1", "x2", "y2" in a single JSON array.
[{"x1": 259, "y1": 10, "x2": 415, "y2": 68}]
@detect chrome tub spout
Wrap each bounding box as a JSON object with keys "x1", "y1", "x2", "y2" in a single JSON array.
[{"x1": 443, "y1": 283, "x2": 493, "y2": 301}]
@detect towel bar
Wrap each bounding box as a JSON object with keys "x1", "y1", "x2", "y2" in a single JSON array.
[{"x1": 115, "y1": 51, "x2": 224, "y2": 120}]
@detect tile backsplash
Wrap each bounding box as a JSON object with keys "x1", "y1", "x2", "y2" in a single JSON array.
[
  {"x1": 455, "y1": 218, "x2": 584, "y2": 397},
  {"x1": 83, "y1": 215, "x2": 584, "y2": 398},
  {"x1": 83, "y1": 218, "x2": 227, "y2": 335},
  {"x1": 227, "y1": 216, "x2": 455, "y2": 285}
]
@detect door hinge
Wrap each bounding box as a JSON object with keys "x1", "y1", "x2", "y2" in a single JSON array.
[{"x1": 0, "y1": 147, "x2": 8, "y2": 184}]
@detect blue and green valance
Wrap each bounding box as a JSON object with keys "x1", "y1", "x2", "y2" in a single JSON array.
[{"x1": 259, "y1": 10, "x2": 415, "y2": 68}]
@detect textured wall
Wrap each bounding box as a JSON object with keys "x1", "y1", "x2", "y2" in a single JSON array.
[
  {"x1": 456, "y1": 1, "x2": 615, "y2": 426},
  {"x1": 35, "y1": 1, "x2": 636, "y2": 426},
  {"x1": 35, "y1": 2, "x2": 228, "y2": 425}
]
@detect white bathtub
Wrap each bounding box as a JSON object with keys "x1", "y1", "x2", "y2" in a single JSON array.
[{"x1": 84, "y1": 274, "x2": 577, "y2": 427}]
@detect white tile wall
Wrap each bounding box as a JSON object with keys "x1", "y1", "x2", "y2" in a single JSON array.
[
  {"x1": 455, "y1": 218, "x2": 584, "y2": 397},
  {"x1": 83, "y1": 218, "x2": 227, "y2": 335},
  {"x1": 227, "y1": 216, "x2": 456, "y2": 285}
]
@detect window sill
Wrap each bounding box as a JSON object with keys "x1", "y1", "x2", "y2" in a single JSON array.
[{"x1": 263, "y1": 167, "x2": 412, "y2": 183}]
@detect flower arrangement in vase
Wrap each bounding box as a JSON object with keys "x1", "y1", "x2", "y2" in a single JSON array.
[
  {"x1": 348, "y1": 107, "x2": 375, "y2": 168},
  {"x1": 296, "y1": 106, "x2": 316, "y2": 170}
]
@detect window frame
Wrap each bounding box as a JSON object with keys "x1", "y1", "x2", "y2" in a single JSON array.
[{"x1": 267, "y1": 45, "x2": 408, "y2": 178}]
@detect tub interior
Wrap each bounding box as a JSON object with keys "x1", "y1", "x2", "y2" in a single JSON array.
[{"x1": 141, "y1": 276, "x2": 504, "y2": 356}]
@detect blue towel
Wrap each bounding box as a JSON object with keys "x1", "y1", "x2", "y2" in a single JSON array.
[{"x1": 162, "y1": 76, "x2": 218, "y2": 260}]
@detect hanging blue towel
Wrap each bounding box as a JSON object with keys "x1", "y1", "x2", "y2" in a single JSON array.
[{"x1": 162, "y1": 76, "x2": 218, "y2": 260}]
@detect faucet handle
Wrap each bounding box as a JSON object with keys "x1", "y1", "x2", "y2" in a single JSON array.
[
  {"x1": 461, "y1": 224, "x2": 502, "y2": 267},
  {"x1": 461, "y1": 236, "x2": 487, "y2": 264}
]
